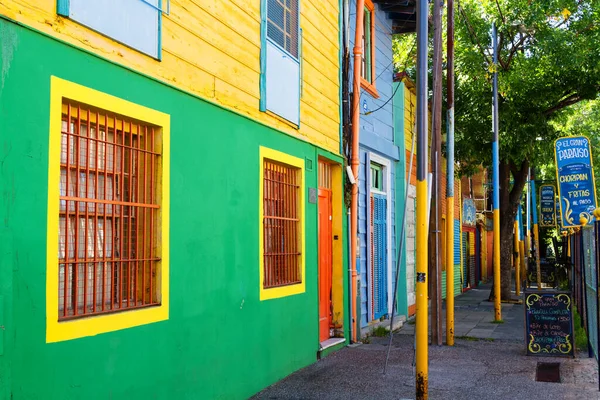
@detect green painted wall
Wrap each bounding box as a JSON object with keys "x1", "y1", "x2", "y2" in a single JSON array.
[
  {"x1": 0, "y1": 20, "x2": 348, "y2": 399},
  {"x1": 392, "y1": 81, "x2": 408, "y2": 316}
]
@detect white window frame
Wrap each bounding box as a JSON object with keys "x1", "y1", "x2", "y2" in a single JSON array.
[
  {"x1": 259, "y1": 0, "x2": 302, "y2": 126},
  {"x1": 369, "y1": 152, "x2": 393, "y2": 317}
]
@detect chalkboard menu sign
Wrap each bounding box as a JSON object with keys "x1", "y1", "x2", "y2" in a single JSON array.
[{"x1": 525, "y1": 290, "x2": 574, "y2": 357}]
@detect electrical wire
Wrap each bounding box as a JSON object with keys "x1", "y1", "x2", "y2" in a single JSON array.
[{"x1": 362, "y1": 39, "x2": 416, "y2": 116}]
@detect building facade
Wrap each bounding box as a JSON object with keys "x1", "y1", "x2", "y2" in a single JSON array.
[
  {"x1": 349, "y1": 0, "x2": 403, "y2": 334},
  {"x1": 0, "y1": 0, "x2": 347, "y2": 398}
]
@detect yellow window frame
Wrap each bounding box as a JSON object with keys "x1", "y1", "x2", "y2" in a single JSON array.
[
  {"x1": 258, "y1": 146, "x2": 306, "y2": 300},
  {"x1": 46, "y1": 76, "x2": 170, "y2": 343}
]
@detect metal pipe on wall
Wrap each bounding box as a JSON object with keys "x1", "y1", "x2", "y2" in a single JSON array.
[{"x1": 349, "y1": 0, "x2": 366, "y2": 343}]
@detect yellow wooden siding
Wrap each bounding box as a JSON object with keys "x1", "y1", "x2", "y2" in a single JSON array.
[
  {"x1": 1, "y1": 0, "x2": 341, "y2": 154},
  {"x1": 404, "y1": 87, "x2": 416, "y2": 149}
]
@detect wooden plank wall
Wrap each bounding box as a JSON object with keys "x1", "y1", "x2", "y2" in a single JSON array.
[{"x1": 0, "y1": 0, "x2": 341, "y2": 153}]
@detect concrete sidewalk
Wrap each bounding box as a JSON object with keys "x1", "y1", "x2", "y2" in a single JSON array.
[
  {"x1": 252, "y1": 284, "x2": 600, "y2": 399},
  {"x1": 399, "y1": 284, "x2": 525, "y2": 341}
]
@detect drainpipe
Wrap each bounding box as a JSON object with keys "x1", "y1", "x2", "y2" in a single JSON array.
[{"x1": 350, "y1": 0, "x2": 365, "y2": 343}]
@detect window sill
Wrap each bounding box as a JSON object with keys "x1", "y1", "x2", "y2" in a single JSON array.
[
  {"x1": 360, "y1": 79, "x2": 379, "y2": 99},
  {"x1": 265, "y1": 109, "x2": 300, "y2": 130}
]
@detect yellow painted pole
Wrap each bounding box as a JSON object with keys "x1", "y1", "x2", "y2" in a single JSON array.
[
  {"x1": 416, "y1": 179, "x2": 428, "y2": 398},
  {"x1": 446, "y1": 196, "x2": 454, "y2": 345},
  {"x1": 415, "y1": 0, "x2": 429, "y2": 395},
  {"x1": 519, "y1": 241, "x2": 525, "y2": 292},
  {"x1": 514, "y1": 220, "x2": 520, "y2": 296},
  {"x1": 533, "y1": 224, "x2": 541, "y2": 288},
  {"x1": 493, "y1": 209, "x2": 501, "y2": 320}
]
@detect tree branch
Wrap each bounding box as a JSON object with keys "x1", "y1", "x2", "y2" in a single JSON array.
[
  {"x1": 457, "y1": 0, "x2": 492, "y2": 65},
  {"x1": 544, "y1": 93, "x2": 583, "y2": 116},
  {"x1": 495, "y1": 0, "x2": 506, "y2": 26},
  {"x1": 497, "y1": 32, "x2": 507, "y2": 70},
  {"x1": 504, "y1": 33, "x2": 530, "y2": 70}
]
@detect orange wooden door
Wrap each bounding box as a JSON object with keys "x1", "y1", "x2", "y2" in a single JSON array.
[{"x1": 318, "y1": 188, "x2": 333, "y2": 342}]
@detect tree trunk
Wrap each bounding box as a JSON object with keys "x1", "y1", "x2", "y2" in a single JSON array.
[{"x1": 492, "y1": 159, "x2": 529, "y2": 300}]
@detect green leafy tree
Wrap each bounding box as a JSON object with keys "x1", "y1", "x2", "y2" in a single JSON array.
[{"x1": 453, "y1": 0, "x2": 600, "y2": 299}]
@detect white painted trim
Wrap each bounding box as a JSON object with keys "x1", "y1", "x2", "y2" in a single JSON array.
[
  {"x1": 319, "y1": 337, "x2": 346, "y2": 351},
  {"x1": 368, "y1": 152, "x2": 393, "y2": 317}
]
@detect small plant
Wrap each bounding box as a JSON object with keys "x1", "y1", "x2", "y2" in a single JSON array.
[
  {"x1": 456, "y1": 335, "x2": 480, "y2": 341},
  {"x1": 574, "y1": 308, "x2": 589, "y2": 352},
  {"x1": 455, "y1": 335, "x2": 494, "y2": 342},
  {"x1": 491, "y1": 319, "x2": 504, "y2": 324},
  {"x1": 362, "y1": 335, "x2": 371, "y2": 344},
  {"x1": 371, "y1": 326, "x2": 389, "y2": 337}
]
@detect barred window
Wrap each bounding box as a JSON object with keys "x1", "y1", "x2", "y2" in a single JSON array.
[
  {"x1": 362, "y1": 5, "x2": 373, "y2": 82},
  {"x1": 58, "y1": 101, "x2": 161, "y2": 320},
  {"x1": 263, "y1": 159, "x2": 301, "y2": 288},
  {"x1": 361, "y1": 0, "x2": 378, "y2": 96},
  {"x1": 266, "y1": 0, "x2": 299, "y2": 58}
]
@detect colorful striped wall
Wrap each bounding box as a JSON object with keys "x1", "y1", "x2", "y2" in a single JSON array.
[{"x1": 0, "y1": 0, "x2": 341, "y2": 153}]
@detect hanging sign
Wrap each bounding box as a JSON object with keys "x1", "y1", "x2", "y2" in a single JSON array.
[
  {"x1": 539, "y1": 185, "x2": 556, "y2": 227},
  {"x1": 462, "y1": 198, "x2": 476, "y2": 227},
  {"x1": 554, "y1": 136, "x2": 597, "y2": 227}
]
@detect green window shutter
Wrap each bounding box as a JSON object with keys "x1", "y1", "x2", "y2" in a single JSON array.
[{"x1": 364, "y1": 8, "x2": 372, "y2": 83}]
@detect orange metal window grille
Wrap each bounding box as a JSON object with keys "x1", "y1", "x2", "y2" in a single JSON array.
[
  {"x1": 263, "y1": 159, "x2": 301, "y2": 288},
  {"x1": 58, "y1": 100, "x2": 161, "y2": 320}
]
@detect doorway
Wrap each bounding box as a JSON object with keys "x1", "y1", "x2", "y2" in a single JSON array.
[{"x1": 318, "y1": 160, "x2": 333, "y2": 342}]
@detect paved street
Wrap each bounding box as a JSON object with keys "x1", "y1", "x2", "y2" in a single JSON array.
[{"x1": 253, "y1": 284, "x2": 600, "y2": 400}]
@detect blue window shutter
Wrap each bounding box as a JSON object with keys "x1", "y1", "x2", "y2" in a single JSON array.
[
  {"x1": 261, "y1": 0, "x2": 301, "y2": 125},
  {"x1": 373, "y1": 195, "x2": 388, "y2": 319},
  {"x1": 58, "y1": 0, "x2": 161, "y2": 59},
  {"x1": 462, "y1": 232, "x2": 468, "y2": 288}
]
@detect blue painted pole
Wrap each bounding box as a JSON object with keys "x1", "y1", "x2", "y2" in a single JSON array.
[
  {"x1": 492, "y1": 23, "x2": 501, "y2": 320},
  {"x1": 531, "y1": 174, "x2": 542, "y2": 288},
  {"x1": 526, "y1": 169, "x2": 531, "y2": 257}
]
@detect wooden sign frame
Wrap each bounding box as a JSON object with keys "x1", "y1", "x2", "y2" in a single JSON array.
[{"x1": 524, "y1": 290, "x2": 575, "y2": 357}]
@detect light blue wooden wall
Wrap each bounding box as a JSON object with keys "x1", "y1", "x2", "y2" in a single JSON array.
[{"x1": 349, "y1": 1, "x2": 400, "y2": 328}]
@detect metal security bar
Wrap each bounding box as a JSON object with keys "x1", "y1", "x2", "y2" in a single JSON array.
[
  {"x1": 266, "y1": 0, "x2": 299, "y2": 58},
  {"x1": 318, "y1": 160, "x2": 332, "y2": 190},
  {"x1": 58, "y1": 101, "x2": 161, "y2": 320},
  {"x1": 263, "y1": 160, "x2": 301, "y2": 288}
]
